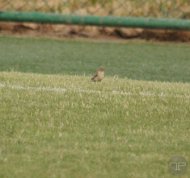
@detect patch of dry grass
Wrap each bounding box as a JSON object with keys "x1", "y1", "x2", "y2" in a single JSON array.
[{"x1": 0, "y1": 0, "x2": 190, "y2": 18}]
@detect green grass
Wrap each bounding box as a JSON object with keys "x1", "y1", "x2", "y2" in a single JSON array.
[
  {"x1": 0, "y1": 72, "x2": 190, "y2": 178},
  {"x1": 0, "y1": 35, "x2": 190, "y2": 83},
  {"x1": 0, "y1": 36, "x2": 190, "y2": 177}
]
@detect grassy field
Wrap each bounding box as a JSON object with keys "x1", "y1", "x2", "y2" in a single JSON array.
[
  {"x1": 0, "y1": 36, "x2": 190, "y2": 178},
  {"x1": 0, "y1": 36, "x2": 190, "y2": 83},
  {"x1": 0, "y1": 72, "x2": 189, "y2": 178}
]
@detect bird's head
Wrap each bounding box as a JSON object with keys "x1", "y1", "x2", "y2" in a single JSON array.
[{"x1": 97, "y1": 67, "x2": 105, "y2": 72}]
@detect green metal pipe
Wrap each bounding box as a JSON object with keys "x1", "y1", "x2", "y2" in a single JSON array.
[{"x1": 1, "y1": 11, "x2": 190, "y2": 30}]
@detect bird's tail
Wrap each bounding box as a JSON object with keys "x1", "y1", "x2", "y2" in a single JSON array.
[{"x1": 91, "y1": 74, "x2": 97, "y2": 81}]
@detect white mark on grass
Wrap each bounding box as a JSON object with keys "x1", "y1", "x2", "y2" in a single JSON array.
[
  {"x1": 0, "y1": 83, "x2": 67, "y2": 93},
  {"x1": 0, "y1": 82, "x2": 189, "y2": 99}
]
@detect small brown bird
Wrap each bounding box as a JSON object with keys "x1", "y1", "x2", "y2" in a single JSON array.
[{"x1": 91, "y1": 67, "x2": 105, "y2": 82}]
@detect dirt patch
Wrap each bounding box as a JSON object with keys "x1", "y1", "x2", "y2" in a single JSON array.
[{"x1": 1, "y1": 22, "x2": 190, "y2": 42}]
